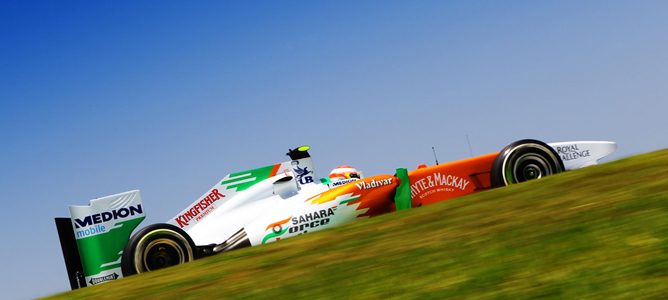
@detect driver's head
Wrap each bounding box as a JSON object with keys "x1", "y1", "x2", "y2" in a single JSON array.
[{"x1": 329, "y1": 165, "x2": 362, "y2": 184}]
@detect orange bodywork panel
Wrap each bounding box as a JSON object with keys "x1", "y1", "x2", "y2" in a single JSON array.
[
  {"x1": 303, "y1": 153, "x2": 500, "y2": 220},
  {"x1": 307, "y1": 174, "x2": 398, "y2": 218},
  {"x1": 407, "y1": 152, "x2": 498, "y2": 207}
]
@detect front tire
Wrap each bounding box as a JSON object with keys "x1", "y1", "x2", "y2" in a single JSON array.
[
  {"x1": 121, "y1": 223, "x2": 196, "y2": 276},
  {"x1": 491, "y1": 139, "x2": 564, "y2": 188}
]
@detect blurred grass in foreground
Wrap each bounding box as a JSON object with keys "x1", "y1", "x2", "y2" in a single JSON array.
[{"x1": 45, "y1": 150, "x2": 668, "y2": 299}]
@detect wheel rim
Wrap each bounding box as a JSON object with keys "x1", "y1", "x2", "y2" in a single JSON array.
[
  {"x1": 513, "y1": 153, "x2": 551, "y2": 182},
  {"x1": 143, "y1": 239, "x2": 185, "y2": 271},
  {"x1": 501, "y1": 143, "x2": 562, "y2": 185},
  {"x1": 133, "y1": 229, "x2": 194, "y2": 273}
]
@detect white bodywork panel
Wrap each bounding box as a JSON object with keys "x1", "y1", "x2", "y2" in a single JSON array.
[
  {"x1": 185, "y1": 174, "x2": 330, "y2": 246},
  {"x1": 167, "y1": 155, "x2": 327, "y2": 246},
  {"x1": 548, "y1": 141, "x2": 617, "y2": 170}
]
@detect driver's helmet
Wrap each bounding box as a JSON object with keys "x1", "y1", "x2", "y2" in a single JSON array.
[{"x1": 329, "y1": 165, "x2": 362, "y2": 186}]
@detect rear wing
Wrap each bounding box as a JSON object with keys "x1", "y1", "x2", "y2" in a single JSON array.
[
  {"x1": 54, "y1": 217, "x2": 86, "y2": 289},
  {"x1": 168, "y1": 148, "x2": 318, "y2": 231},
  {"x1": 55, "y1": 190, "x2": 145, "y2": 289}
]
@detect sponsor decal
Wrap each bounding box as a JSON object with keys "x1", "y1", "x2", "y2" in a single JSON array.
[
  {"x1": 262, "y1": 217, "x2": 291, "y2": 244},
  {"x1": 73, "y1": 205, "x2": 143, "y2": 238},
  {"x1": 555, "y1": 144, "x2": 591, "y2": 161},
  {"x1": 331, "y1": 178, "x2": 359, "y2": 187},
  {"x1": 289, "y1": 208, "x2": 335, "y2": 233},
  {"x1": 89, "y1": 273, "x2": 119, "y2": 285},
  {"x1": 410, "y1": 173, "x2": 470, "y2": 199},
  {"x1": 74, "y1": 205, "x2": 143, "y2": 229},
  {"x1": 261, "y1": 208, "x2": 336, "y2": 243},
  {"x1": 355, "y1": 178, "x2": 393, "y2": 190},
  {"x1": 292, "y1": 161, "x2": 314, "y2": 185},
  {"x1": 175, "y1": 189, "x2": 225, "y2": 228},
  {"x1": 76, "y1": 224, "x2": 107, "y2": 238}
]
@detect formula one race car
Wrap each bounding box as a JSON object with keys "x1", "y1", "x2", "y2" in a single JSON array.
[{"x1": 54, "y1": 139, "x2": 616, "y2": 289}]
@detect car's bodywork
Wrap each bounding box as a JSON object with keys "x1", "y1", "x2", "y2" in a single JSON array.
[{"x1": 55, "y1": 139, "x2": 616, "y2": 289}]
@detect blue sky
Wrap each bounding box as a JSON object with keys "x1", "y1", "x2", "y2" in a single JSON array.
[{"x1": 1, "y1": 1, "x2": 667, "y2": 298}]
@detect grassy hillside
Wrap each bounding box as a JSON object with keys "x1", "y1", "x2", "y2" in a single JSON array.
[{"x1": 45, "y1": 150, "x2": 668, "y2": 299}]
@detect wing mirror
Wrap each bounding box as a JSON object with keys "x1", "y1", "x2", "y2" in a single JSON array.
[{"x1": 272, "y1": 176, "x2": 299, "y2": 198}]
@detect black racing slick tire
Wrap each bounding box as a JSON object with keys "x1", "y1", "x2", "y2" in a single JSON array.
[
  {"x1": 490, "y1": 139, "x2": 565, "y2": 188},
  {"x1": 121, "y1": 223, "x2": 196, "y2": 276}
]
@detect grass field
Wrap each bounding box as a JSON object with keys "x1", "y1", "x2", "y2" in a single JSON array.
[{"x1": 45, "y1": 150, "x2": 668, "y2": 299}]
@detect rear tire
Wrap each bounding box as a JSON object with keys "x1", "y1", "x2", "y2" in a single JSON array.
[
  {"x1": 121, "y1": 223, "x2": 196, "y2": 276},
  {"x1": 491, "y1": 139, "x2": 564, "y2": 188}
]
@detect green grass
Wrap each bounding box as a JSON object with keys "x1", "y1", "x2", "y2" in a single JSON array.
[{"x1": 45, "y1": 150, "x2": 668, "y2": 299}]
